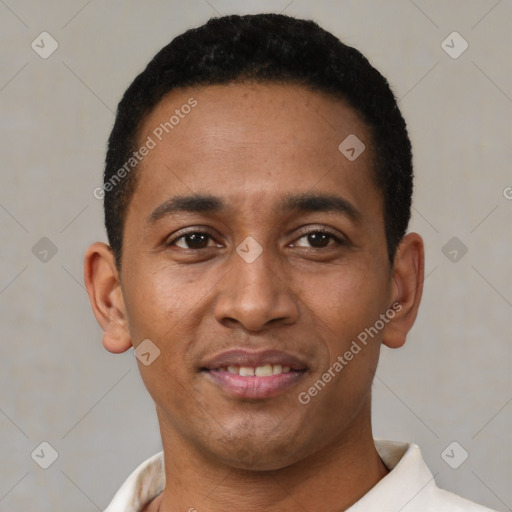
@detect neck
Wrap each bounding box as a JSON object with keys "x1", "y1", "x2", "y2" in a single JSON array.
[{"x1": 148, "y1": 404, "x2": 388, "y2": 512}]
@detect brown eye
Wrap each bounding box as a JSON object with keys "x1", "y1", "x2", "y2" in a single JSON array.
[
  {"x1": 169, "y1": 232, "x2": 215, "y2": 249},
  {"x1": 307, "y1": 232, "x2": 331, "y2": 248},
  {"x1": 294, "y1": 230, "x2": 344, "y2": 249}
]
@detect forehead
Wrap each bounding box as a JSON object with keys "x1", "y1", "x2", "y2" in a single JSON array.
[
  {"x1": 129, "y1": 82, "x2": 381, "y2": 227},
  {"x1": 139, "y1": 82, "x2": 370, "y2": 160}
]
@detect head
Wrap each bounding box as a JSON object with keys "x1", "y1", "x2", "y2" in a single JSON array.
[{"x1": 85, "y1": 14, "x2": 424, "y2": 471}]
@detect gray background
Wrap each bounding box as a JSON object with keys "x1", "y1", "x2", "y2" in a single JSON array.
[{"x1": 1, "y1": 0, "x2": 511, "y2": 510}]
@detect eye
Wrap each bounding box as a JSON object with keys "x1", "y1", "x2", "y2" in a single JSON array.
[
  {"x1": 167, "y1": 231, "x2": 220, "y2": 250},
  {"x1": 165, "y1": 228, "x2": 346, "y2": 251},
  {"x1": 293, "y1": 229, "x2": 346, "y2": 249}
]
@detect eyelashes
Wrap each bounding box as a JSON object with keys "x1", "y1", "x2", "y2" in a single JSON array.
[{"x1": 166, "y1": 228, "x2": 347, "y2": 251}]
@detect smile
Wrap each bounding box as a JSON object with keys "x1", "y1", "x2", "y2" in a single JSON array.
[{"x1": 201, "y1": 349, "x2": 308, "y2": 399}]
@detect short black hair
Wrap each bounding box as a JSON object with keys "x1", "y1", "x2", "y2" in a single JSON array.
[{"x1": 103, "y1": 13, "x2": 413, "y2": 268}]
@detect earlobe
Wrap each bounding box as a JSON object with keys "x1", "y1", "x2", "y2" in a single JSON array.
[
  {"x1": 102, "y1": 324, "x2": 133, "y2": 354},
  {"x1": 84, "y1": 242, "x2": 133, "y2": 353},
  {"x1": 381, "y1": 232, "x2": 425, "y2": 349}
]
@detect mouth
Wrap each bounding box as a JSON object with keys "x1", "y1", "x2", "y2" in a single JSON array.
[{"x1": 200, "y1": 349, "x2": 308, "y2": 400}]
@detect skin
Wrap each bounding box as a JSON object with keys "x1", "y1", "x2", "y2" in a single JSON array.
[{"x1": 84, "y1": 83, "x2": 424, "y2": 512}]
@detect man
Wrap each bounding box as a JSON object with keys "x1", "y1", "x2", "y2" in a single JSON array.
[{"x1": 84, "y1": 13, "x2": 496, "y2": 512}]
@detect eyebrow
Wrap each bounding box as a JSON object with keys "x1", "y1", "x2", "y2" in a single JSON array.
[
  {"x1": 147, "y1": 192, "x2": 361, "y2": 225},
  {"x1": 147, "y1": 195, "x2": 224, "y2": 224},
  {"x1": 278, "y1": 193, "x2": 361, "y2": 223}
]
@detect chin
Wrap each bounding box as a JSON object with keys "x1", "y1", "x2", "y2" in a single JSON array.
[
  {"x1": 221, "y1": 447, "x2": 298, "y2": 472},
  {"x1": 204, "y1": 428, "x2": 310, "y2": 471}
]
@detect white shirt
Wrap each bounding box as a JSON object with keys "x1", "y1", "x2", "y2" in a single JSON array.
[{"x1": 104, "y1": 439, "x2": 497, "y2": 511}]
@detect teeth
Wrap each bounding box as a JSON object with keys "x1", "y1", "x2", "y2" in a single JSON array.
[
  {"x1": 239, "y1": 366, "x2": 255, "y2": 376},
  {"x1": 272, "y1": 364, "x2": 282, "y2": 374},
  {"x1": 255, "y1": 364, "x2": 273, "y2": 377},
  {"x1": 219, "y1": 364, "x2": 294, "y2": 376}
]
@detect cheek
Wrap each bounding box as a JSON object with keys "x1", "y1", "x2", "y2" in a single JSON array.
[
  {"x1": 122, "y1": 266, "x2": 200, "y2": 410},
  {"x1": 122, "y1": 261, "x2": 200, "y2": 340},
  {"x1": 296, "y1": 259, "x2": 389, "y2": 408},
  {"x1": 300, "y1": 258, "x2": 389, "y2": 343},
  {"x1": 297, "y1": 267, "x2": 384, "y2": 417},
  {"x1": 121, "y1": 262, "x2": 212, "y2": 398}
]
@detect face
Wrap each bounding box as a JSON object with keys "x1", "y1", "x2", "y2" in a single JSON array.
[{"x1": 117, "y1": 83, "x2": 396, "y2": 470}]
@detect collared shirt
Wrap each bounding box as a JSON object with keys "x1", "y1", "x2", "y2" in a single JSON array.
[{"x1": 104, "y1": 439, "x2": 497, "y2": 511}]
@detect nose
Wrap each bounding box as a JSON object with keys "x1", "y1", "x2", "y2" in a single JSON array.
[{"x1": 213, "y1": 247, "x2": 299, "y2": 332}]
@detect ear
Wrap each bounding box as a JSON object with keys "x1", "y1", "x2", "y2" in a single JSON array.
[
  {"x1": 381, "y1": 232, "x2": 424, "y2": 349},
  {"x1": 84, "y1": 242, "x2": 132, "y2": 353}
]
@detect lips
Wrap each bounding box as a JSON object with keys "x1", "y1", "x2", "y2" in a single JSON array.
[{"x1": 201, "y1": 349, "x2": 308, "y2": 400}]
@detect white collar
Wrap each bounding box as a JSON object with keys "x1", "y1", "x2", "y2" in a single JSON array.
[{"x1": 104, "y1": 439, "x2": 495, "y2": 511}]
